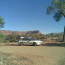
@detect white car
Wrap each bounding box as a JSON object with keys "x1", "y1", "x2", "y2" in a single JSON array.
[{"x1": 18, "y1": 37, "x2": 43, "y2": 46}]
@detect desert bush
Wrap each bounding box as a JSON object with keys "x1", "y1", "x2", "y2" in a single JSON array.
[
  {"x1": 6, "y1": 33, "x2": 19, "y2": 42},
  {"x1": 22, "y1": 34, "x2": 44, "y2": 40}
]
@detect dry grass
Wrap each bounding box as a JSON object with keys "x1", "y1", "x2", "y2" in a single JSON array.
[{"x1": 0, "y1": 52, "x2": 33, "y2": 65}]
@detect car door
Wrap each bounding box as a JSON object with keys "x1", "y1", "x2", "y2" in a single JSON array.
[
  {"x1": 22, "y1": 38, "x2": 28, "y2": 45},
  {"x1": 27, "y1": 39, "x2": 33, "y2": 45}
]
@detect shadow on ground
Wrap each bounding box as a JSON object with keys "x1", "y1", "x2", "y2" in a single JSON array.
[
  {"x1": 1, "y1": 42, "x2": 65, "y2": 47},
  {"x1": 7, "y1": 44, "x2": 34, "y2": 46},
  {"x1": 6, "y1": 43, "x2": 65, "y2": 47},
  {"x1": 42, "y1": 43, "x2": 65, "y2": 47}
]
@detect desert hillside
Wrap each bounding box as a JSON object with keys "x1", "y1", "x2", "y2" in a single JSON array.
[{"x1": 0, "y1": 30, "x2": 42, "y2": 35}]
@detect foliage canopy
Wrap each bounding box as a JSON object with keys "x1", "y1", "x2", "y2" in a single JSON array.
[
  {"x1": 0, "y1": 16, "x2": 5, "y2": 28},
  {"x1": 47, "y1": 0, "x2": 65, "y2": 21}
]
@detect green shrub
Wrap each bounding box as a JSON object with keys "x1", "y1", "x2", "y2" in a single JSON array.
[
  {"x1": 0, "y1": 34, "x2": 6, "y2": 43},
  {"x1": 5, "y1": 33, "x2": 19, "y2": 42}
]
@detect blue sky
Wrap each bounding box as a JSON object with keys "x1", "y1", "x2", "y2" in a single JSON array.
[{"x1": 0, "y1": 0, "x2": 65, "y2": 34}]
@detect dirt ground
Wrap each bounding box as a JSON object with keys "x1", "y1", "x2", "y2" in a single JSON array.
[{"x1": 0, "y1": 43, "x2": 65, "y2": 65}]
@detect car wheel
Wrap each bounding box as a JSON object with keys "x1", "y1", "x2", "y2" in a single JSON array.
[
  {"x1": 19, "y1": 42, "x2": 23, "y2": 46},
  {"x1": 33, "y1": 42, "x2": 37, "y2": 46}
]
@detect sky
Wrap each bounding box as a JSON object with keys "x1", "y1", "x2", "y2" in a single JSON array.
[{"x1": 0, "y1": 0, "x2": 65, "y2": 34}]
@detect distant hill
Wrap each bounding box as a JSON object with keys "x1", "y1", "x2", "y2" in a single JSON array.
[{"x1": 0, "y1": 30, "x2": 42, "y2": 35}]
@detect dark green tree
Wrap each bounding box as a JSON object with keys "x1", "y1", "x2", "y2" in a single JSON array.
[
  {"x1": 47, "y1": 0, "x2": 65, "y2": 42},
  {"x1": 0, "y1": 16, "x2": 5, "y2": 28}
]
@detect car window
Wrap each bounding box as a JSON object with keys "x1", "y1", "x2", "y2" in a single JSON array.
[
  {"x1": 29, "y1": 38, "x2": 36, "y2": 41},
  {"x1": 22, "y1": 38, "x2": 29, "y2": 41}
]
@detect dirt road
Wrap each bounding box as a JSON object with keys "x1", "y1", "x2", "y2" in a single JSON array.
[{"x1": 0, "y1": 46, "x2": 65, "y2": 65}]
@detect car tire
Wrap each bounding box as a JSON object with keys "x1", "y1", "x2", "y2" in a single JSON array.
[
  {"x1": 33, "y1": 42, "x2": 37, "y2": 46},
  {"x1": 19, "y1": 42, "x2": 23, "y2": 46}
]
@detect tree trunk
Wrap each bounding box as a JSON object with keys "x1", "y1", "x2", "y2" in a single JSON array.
[{"x1": 63, "y1": 26, "x2": 65, "y2": 42}]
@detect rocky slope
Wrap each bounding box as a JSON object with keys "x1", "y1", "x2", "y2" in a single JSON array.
[{"x1": 0, "y1": 30, "x2": 42, "y2": 35}]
